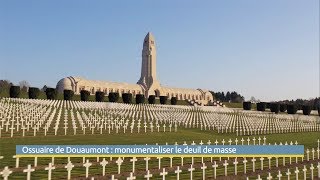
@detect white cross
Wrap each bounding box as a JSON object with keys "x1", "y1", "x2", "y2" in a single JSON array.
[
  {"x1": 277, "y1": 170, "x2": 282, "y2": 180},
  {"x1": 0, "y1": 166, "x2": 12, "y2": 180},
  {"x1": 83, "y1": 159, "x2": 92, "y2": 178},
  {"x1": 223, "y1": 160, "x2": 229, "y2": 176},
  {"x1": 45, "y1": 163, "x2": 55, "y2": 180},
  {"x1": 9, "y1": 126, "x2": 15, "y2": 137},
  {"x1": 241, "y1": 138, "x2": 245, "y2": 145},
  {"x1": 188, "y1": 164, "x2": 195, "y2": 180},
  {"x1": 233, "y1": 158, "x2": 238, "y2": 175},
  {"x1": 144, "y1": 157, "x2": 150, "y2": 171},
  {"x1": 221, "y1": 139, "x2": 225, "y2": 145},
  {"x1": 157, "y1": 157, "x2": 163, "y2": 169},
  {"x1": 212, "y1": 161, "x2": 218, "y2": 179},
  {"x1": 34, "y1": 157, "x2": 38, "y2": 167},
  {"x1": 303, "y1": 165, "x2": 307, "y2": 180},
  {"x1": 160, "y1": 168, "x2": 168, "y2": 180},
  {"x1": 65, "y1": 161, "x2": 74, "y2": 180},
  {"x1": 267, "y1": 172, "x2": 273, "y2": 180},
  {"x1": 317, "y1": 162, "x2": 320, "y2": 178},
  {"x1": 310, "y1": 163, "x2": 314, "y2": 179},
  {"x1": 23, "y1": 164, "x2": 35, "y2": 180},
  {"x1": 144, "y1": 170, "x2": 153, "y2": 180},
  {"x1": 130, "y1": 157, "x2": 137, "y2": 173},
  {"x1": 127, "y1": 172, "x2": 136, "y2": 180},
  {"x1": 252, "y1": 157, "x2": 256, "y2": 172},
  {"x1": 294, "y1": 167, "x2": 299, "y2": 180},
  {"x1": 201, "y1": 163, "x2": 207, "y2": 180},
  {"x1": 312, "y1": 148, "x2": 315, "y2": 160},
  {"x1": 116, "y1": 157, "x2": 123, "y2": 174},
  {"x1": 175, "y1": 166, "x2": 182, "y2": 180},
  {"x1": 260, "y1": 157, "x2": 264, "y2": 170},
  {"x1": 243, "y1": 158, "x2": 248, "y2": 174},
  {"x1": 256, "y1": 174, "x2": 262, "y2": 180},
  {"x1": 214, "y1": 139, "x2": 218, "y2": 145},
  {"x1": 100, "y1": 158, "x2": 108, "y2": 176},
  {"x1": 285, "y1": 169, "x2": 291, "y2": 180}
]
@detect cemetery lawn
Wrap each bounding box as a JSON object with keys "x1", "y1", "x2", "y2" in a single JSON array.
[
  {"x1": 0, "y1": 128, "x2": 319, "y2": 179},
  {"x1": 1, "y1": 128, "x2": 319, "y2": 166}
]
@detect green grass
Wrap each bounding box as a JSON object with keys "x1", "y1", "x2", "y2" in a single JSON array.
[
  {"x1": 224, "y1": 102, "x2": 257, "y2": 110},
  {"x1": 0, "y1": 128, "x2": 319, "y2": 179}
]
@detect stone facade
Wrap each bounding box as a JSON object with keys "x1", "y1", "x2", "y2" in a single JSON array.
[{"x1": 56, "y1": 32, "x2": 213, "y2": 105}]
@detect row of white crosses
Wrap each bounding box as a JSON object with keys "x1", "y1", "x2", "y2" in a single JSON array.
[
  {"x1": 4, "y1": 138, "x2": 320, "y2": 180},
  {"x1": 1, "y1": 98, "x2": 319, "y2": 138},
  {"x1": 0, "y1": 99, "x2": 185, "y2": 137},
  {"x1": 3, "y1": 156, "x2": 319, "y2": 180},
  {"x1": 255, "y1": 162, "x2": 320, "y2": 180}
]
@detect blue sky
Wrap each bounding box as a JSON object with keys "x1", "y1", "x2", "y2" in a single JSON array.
[{"x1": 0, "y1": 0, "x2": 319, "y2": 101}]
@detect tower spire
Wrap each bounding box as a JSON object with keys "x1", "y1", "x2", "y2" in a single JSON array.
[{"x1": 137, "y1": 32, "x2": 160, "y2": 95}]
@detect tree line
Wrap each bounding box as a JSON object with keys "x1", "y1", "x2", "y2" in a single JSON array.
[{"x1": 210, "y1": 91, "x2": 244, "y2": 103}]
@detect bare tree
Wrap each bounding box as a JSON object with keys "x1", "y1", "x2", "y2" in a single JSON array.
[
  {"x1": 0, "y1": 80, "x2": 12, "y2": 93},
  {"x1": 19, "y1": 80, "x2": 30, "y2": 92}
]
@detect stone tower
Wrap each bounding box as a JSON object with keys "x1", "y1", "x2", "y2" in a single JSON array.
[{"x1": 137, "y1": 32, "x2": 161, "y2": 96}]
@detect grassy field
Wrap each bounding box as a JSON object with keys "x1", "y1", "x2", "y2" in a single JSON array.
[
  {"x1": 0, "y1": 127, "x2": 319, "y2": 179},
  {"x1": 0, "y1": 97, "x2": 319, "y2": 179},
  {"x1": 224, "y1": 102, "x2": 257, "y2": 110}
]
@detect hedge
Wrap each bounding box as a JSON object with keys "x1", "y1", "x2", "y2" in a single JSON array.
[
  {"x1": 46, "y1": 88, "x2": 57, "y2": 100},
  {"x1": 80, "y1": 90, "x2": 90, "y2": 101},
  {"x1": 96, "y1": 91, "x2": 105, "y2": 102},
  {"x1": 122, "y1": 93, "x2": 132, "y2": 104},
  {"x1": 64, "y1": 90, "x2": 74, "y2": 100},
  {"x1": 287, "y1": 104, "x2": 297, "y2": 114},
  {"x1": 160, "y1": 96, "x2": 167, "y2": 105},
  {"x1": 28, "y1": 87, "x2": 40, "y2": 99},
  {"x1": 109, "y1": 92, "x2": 119, "y2": 102},
  {"x1": 148, "y1": 95, "x2": 155, "y2": 104},
  {"x1": 280, "y1": 104, "x2": 287, "y2": 112},
  {"x1": 266, "y1": 103, "x2": 271, "y2": 109},
  {"x1": 10, "y1": 86, "x2": 20, "y2": 98},
  {"x1": 256, "y1": 102, "x2": 266, "y2": 111},
  {"x1": 171, "y1": 97, "x2": 177, "y2": 105},
  {"x1": 243, "y1": 101, "x2": 251, "y2": 110},
  {"x1": 270, "y1": 103, "x2": 280, "y2": 114},
  {"x1": 136, "y1": 94, "x2": 145, "y2": 104},
  {"x1": 302, "y1": 105, "x2": 311, "y2": 115}
]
